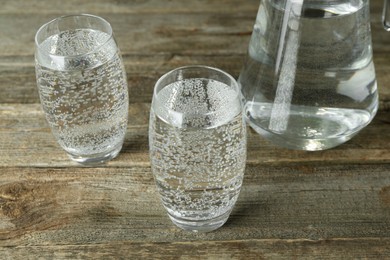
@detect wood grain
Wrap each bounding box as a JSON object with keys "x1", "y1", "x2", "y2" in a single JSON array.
[
  {"x1": 1, "y1": 104, "x2": 389, "y2": 167},
  {"x1": 0, "y1": 164, "x2": 389, "y2": 245},
  {"x1": 1, "y1": 1, "x2": 389, "y2": 107},
  {"x1": 1, "y1": 0, "x2": 390, "y2": 259},
  {"x1": 0, "y1": 239, "x2": 389, "y2": 259},
  {"x1": 0, "y1": 0, "x2": 259, "y2": 15}
]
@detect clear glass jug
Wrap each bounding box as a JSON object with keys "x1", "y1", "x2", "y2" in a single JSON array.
[{"x1": 238, "y1": 0, "x2": 386, "y2": 150}]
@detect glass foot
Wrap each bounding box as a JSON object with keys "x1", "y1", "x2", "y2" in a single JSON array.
[
  {"x1": 167, "y1": 210, "x2": 231, "y2": 233},
  {"x1": 67, "y1": 144, "x2": 123, "y2": 165}
]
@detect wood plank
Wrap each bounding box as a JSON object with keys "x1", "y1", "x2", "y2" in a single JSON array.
[
  {"x1": 0, "y1": 12, "x2": 254, "y2": 57},
  {"x1": 0, "y1": 104, "x2": 389, "y2": 168},
  {"x1": 1, "y1": 53, "x2": 390, "y2": 106},
  {"x1": 1, "y1": 0, "x2": 385, "y2": 16},
  {"x1": 1, "y1": 0, "x2": 260, "y2": 15},
  {"x1": 0, "y1": 17, "x2": 389, "y2": 106},
  {"x1": 0, "y1": 1, "x2": 389, "y2": 106},
  {"x1": 0, "y1": 54, "x2": 246, "y2": 104},
  {"x1": 0, "y1": 4, "x2": 387, "y2": 59},
  {"x1": 0, "y1": 4, "x2": 388, "y2": 58},
  {"x1": 0, "y1": 164, "x2": 389, "y2": 246},
  {"x1": 0, "y1": 238, "x2": 389, "y2": 259}
]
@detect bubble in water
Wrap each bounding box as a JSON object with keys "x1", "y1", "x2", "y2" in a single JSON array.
[
  {"x1": 149, "y1": 79, "x2": 246, "y2": 222},
  {"x1": 36, "y1": 29, "x2": 128, "y2": 158}
]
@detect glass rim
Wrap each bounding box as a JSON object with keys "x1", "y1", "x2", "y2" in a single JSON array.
[
  {"x1": 153, "y1": 65, "x2": 241, "y2": 118},
  {"x1": 34, "y1": 14, "x2": 114, "y2": 59}
]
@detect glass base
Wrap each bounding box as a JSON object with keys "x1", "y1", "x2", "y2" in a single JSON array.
[
  {"x1": 244, "y1": 101, "x2": 377, "y2": 151},
  {"x1": 167, "y1": 210, "x2": 231, "y2": 233},
  {"x1": 249, "y1": 121, "x2": 358, "y2": 151},
  {"x1": 67, "y1": 144, "x2": 123, "y2": 165}
]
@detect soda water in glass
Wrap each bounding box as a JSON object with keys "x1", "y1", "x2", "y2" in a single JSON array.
[
  {"x1": 35, "y1": 14, "x2": 128, "y2": 164},
  {"x1": 149, "y1": 66, "x2": 247, "y2": 232}
]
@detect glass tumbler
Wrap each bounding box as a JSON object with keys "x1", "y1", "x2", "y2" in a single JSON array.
[
  {"x1": 35, "y1": 14, "x2": 129, "y2": 164},
  {"x1": 149, "y1": 66, "x2": 247, "y2": 232}
]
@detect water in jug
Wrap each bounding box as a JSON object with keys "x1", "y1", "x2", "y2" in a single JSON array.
[{"x1": 238, "y1": 0, "x2": 386, "y2": 150}]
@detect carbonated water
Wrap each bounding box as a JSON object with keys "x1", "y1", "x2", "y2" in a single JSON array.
[
  {"x1": 149, "y1": 79, "x2": 246, "y2": 231},
  {"x1": 36, "y1": 29, "x2": 128, "y2": 161}
]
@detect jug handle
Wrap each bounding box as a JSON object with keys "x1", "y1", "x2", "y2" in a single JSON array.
[{"x1": 383, "y1": 0, "x2": 390, "y2": 30}]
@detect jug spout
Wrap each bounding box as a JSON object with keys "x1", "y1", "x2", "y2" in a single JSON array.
[{"x1": 383, "y1": 0, "x2": 390, "y2": 30}]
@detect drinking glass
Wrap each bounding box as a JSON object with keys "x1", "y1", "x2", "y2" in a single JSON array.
[
  {"x1": 35, "y1": 14, "x2": 129, "y2": 164},
  {"x1": 149, "y1": 66, "x2": 247, "y2": 232}
]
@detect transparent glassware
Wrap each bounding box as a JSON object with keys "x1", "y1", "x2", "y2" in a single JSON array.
[
  {"x1": 35, "y1": 14, "x2": 129, "y2": 164},
  {"x1": 149, "y1": 66, "x2": 247, "y2": 232},
  {"x1": 238, "y1": 0, "x2": 381, "y2": 150},
  {"x1": 383, "y1": 0, "x2": 390, "y2": 30}
]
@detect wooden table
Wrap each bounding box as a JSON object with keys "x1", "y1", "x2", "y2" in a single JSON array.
[{"x1": 1, "y1": 0, "x2": 389, "y2": 258}]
